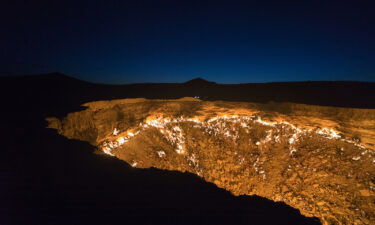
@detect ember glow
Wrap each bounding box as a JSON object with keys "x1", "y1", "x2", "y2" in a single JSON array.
[
  {"x1": 47, "y1": 98, "x2": 375, "y2": 225},
  {"x1": 101, "y1": 115, "x2": 370, "y2": 159}
]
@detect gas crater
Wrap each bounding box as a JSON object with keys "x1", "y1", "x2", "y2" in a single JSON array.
[{"x1": 47, "y1": 98, "x2": 375, "y2": 225}]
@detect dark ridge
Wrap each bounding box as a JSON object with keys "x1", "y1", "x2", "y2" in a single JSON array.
[
  {"x1": 32, "y1": 72, "x2": 87, "y2": 82},
  {"x1": 2, "y1": 72, "x2": 91, "y2": 84},
  {"x1": 184, "y1": 77, "x2": 217, "y2": 86},
  {"x1": 2, "y1": 73, "x2": 374, "y2": 109}
]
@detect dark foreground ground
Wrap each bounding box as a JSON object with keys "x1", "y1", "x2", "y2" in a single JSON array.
[{"x1": 2, "y1": 73, "x2": 374, "y2": 225}]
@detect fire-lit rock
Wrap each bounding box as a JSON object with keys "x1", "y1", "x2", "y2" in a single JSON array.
[{"x1": 47, "y1": 97, "x2": 375, "y2": 225}]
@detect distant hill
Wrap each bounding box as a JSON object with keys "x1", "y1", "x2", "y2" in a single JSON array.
[
  {"x1": 1, "y1": 72, "x2": 91, "y2": 85},
  {"x1": 1, "y1": 73, "x2": 374, "y2": 109},
  {"x1": 184, "y1": 77, "x2": 217, "y2": 86}
]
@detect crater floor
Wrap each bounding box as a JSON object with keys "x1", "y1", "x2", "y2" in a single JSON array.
[{"x1": 47, "y1": 98, "x2": 375, "y2": 225}]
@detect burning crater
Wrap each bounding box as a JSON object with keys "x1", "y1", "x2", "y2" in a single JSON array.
[{"x1": 47, "y1": 98, "x2": 375, "y2": 225}]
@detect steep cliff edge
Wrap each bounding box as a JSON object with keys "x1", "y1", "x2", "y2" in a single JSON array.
[{"x1": 47, "y1": 98, "x2": 375, "y2": 225}]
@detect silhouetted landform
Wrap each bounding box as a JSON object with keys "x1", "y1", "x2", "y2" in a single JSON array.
[
  {"x1": 184, "y1": 77, "x2": 217, "y2": 86},
  {"x1": 1, "y1": 73, "x2": 375, "y2": 114},
  {"x1": 2, "y1": 72, "x2": 374, "y2": 225}
]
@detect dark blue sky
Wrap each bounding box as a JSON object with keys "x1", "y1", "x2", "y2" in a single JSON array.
[{"x1": 1, "y1": 0, "x2": 375, "y2": 83}]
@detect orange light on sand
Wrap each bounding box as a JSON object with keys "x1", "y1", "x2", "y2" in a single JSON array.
[{"x1": 100, "y1": 114, "x2": 366, "y2": 158}]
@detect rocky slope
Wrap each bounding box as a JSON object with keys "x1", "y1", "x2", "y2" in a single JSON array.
[{"x1": 47, "y1": 98, "x2": 375, "y2": 225}]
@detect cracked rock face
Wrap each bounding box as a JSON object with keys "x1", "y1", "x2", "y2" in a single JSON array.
[{"x1": 47, "y1": 98, "x2": 375, "y2": 225}]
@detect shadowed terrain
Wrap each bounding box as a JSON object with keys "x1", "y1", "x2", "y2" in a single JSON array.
[{"x1": 2, "y1": 73, "x2": 375, "y2": 225}]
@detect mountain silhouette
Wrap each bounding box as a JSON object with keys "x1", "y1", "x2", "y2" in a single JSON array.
[
  {"x1": 1, "y1": 73, "x2": 375, "y2": 109},
  {"x1": 184, "y1": 77, "x2": 217, "y2": 86}
]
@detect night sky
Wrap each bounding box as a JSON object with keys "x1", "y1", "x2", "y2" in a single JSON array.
[{"x1": 1, "y1": 0, "x2": 374, "y2": 84}]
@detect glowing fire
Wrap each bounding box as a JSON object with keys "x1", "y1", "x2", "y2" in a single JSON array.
[{"x1": 100, "y1": 114, "x2": 369, "y2": 160}]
